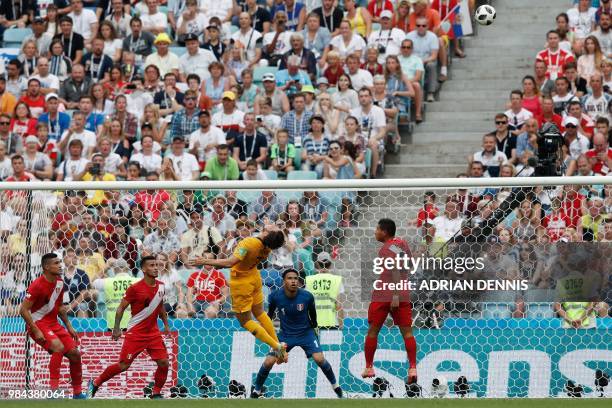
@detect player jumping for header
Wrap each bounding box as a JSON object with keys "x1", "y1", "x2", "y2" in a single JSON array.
[
  {"x1": 19, "y1": 253, "x2": 86, "y2": 398},
  {"x1": 362, "y1": 218, "x2": 418, "y2": 385},
  {"x1": 200, "y1": 224, "x2": 289, "y2": 363},
  {"x1": 88, "y1": 256, "x2": 171, "y2": 398},
  {"x1": 251, "y1": 269, "x2": 343, "y2": 398}
]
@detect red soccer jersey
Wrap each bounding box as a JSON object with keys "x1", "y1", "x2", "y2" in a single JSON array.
[
  {"x1": 367, "y1": 0, "x2": 394, "y2": 18},
  {"x1": 585, "y1": 148, "x2": 612, "y2": 175},
  {"x1": 542, "y1": 212, "x2": 571, "y2": 242},
  {"x1": 536, "y1": 48, "x2": 575, "y2": 80},
  {"x1": 373, "y1": 237, "x2": 412, "y2": 302},
  {"x1": 25, "y1": 275, "x2": 64, "y2": 326},
  {"x1": 416, "y1": 204, "x2": 439, "y2": 227},
  {"x1": 134, "y1": 190, "x2": 171, "y2": 221},
  {"x1": 561, "y1": 194, "x2": 585, "y2": 229},
  {"x1": 187, "y1": 269, "x2": 227, "y2": 302},
  {"x1": 124, "y1": 279, "x2": 165, "y2": 338}
]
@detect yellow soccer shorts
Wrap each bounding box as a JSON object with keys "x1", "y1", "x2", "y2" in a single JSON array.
[{"x1": 229, "y1": 272, "x2": 264, "y2": 313}]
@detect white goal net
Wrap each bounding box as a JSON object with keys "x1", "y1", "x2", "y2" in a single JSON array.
[{"x1": 0, "y1": 177, "x2": 610, "y2": 399}]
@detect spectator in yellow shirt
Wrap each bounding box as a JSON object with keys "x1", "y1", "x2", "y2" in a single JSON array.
[{"x1": 76, "y1": 153, "x2": 116, "y2": 206}]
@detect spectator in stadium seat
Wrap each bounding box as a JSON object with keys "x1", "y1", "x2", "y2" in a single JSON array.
[
  {"x1": 130, "y1": 135, "x2": 162, "y2": 173},
  {"x1": 487, "y1": 114, "x2": 517, "y2": 164},
  {"x1": 104, "y1": 223, "x2": 139, "y2": 273},
  {"x1": 180, "y1": 210, "x2": 224, "y2": 267},
  {"x1": 577, "y1": 196, "x2": 606, "y2": 241},
  {"x1": 153, "y1": 73, "x2": 184, "y2": 118},
  {"x1": 133, "y1": 171, "x2": 172, "y2": 221},
  {"x1": 144, "y1": 33, "x2": 179, "y2": 78},
  {"x1": 536, "y1": 30, "x2": 575, "y2": 81},
  {"x1": 59, "y1": 65, "x2": 93, "y2": 110},
  {"x1": 75, "y1": 153, "x2": 116, "y2": 205},
  {"x1": 542, "y1": 197, "x2": 571, "y2": 243},
  {"x1": 255, "y1": 73, "x2": 290, "y2": 117},
  {"x1": 516, "y1": 118, "x2": 540, "y2": 162},
  {"x1": 301, "y1": 115, "x2": 330, "y2": 178},
  {"x1": 0, "y1": 141, "x2": 12, "y2": 180},
  {"x1": 322, "y1": 19, "x2": 366, "y2": 65},
  {"x1": 71, "y1": 211, "x2": 107, "y2": 249},
  {"x1": 156, "y1": 252, "x2": 188, "y2": 318},
  {"x1": 582, "y1": 73, "x2": 611, "y2": 122},
  {"x1": 5, "y1": 155, "x2": 35, "y2": 185},
  {"x1": 301, "y1": 12, "x2": 330, "y2": 60},
  {"x1": 231, "y1": 12, "x2": 262, "y2": 67},
  {"x1": 568, "y1": 0, "x2": 598, "y2": 49},
  {"x1": 179, "y1": 34, "x2": 217, "y2": 83},
  {"x1": 280, "y1": 32, "x2": 318, "y2": 78},
  {"x1": 143, "y1": 213, "x2": 181, "y2": 263},
  {"x1": 0, "y1": 253, "x2": 28, "y2": 316},
  {"x1": 0, "y1": 76, "x2": 17, "y2": 116},
  {"x1": 430, "y1": 199, "x2": 464, "y2": 242},
  {"x1": 406, "y1": 16, "x2": 439, "y2": 103},
  {"x1": 224, "y1": 191, "x2": 248, "y2": 222},
  {"x1": 248, "y1": 190, "x2": 285, "y2": 226},
  {"x1": 568, "y1": 101, "x2": 595, "y2": 139},
  {"x1": 537, "y1": 96, "x2": 564, "y2": 131},
  {"x1": 300, "y1": 191, "x2": 329, "y2": 230},
  {"x1": 578, "y1": 35, "x2": 604, "y2": 85},
  {"x1": 57, "y1": 110, "x2": 97, "y2": 158},
  {"x1": 9, "y1": 101, "x2": 37, "y2": 140},
  {"x1": 233, "y1": 113, "x2": 268, "y2": 171},
  {"x1": 321, "y1": 51, "x2": 346, "y2": 88},
  {"x1": 211, "y1": 91, "x2": 244, "y2": 146},
  {"x1": 470, "y1": 134, "x2": 508, "y2": 178},
  {"x1": 533, "y1": 60, "x2": 555, "y2": 98},
  {"x1": 599, "y1": 217, "x2": 612, "y2": 241},
  {"x1": 574, "y1": 155, "x2": 605, "y2": 197},
  {"x1": 261, "y1": 220, "x2": 296, "y2": 289},
  {"x1": 593, "y1": 11, "x2": 612, "y2": 58},
  {"x1": 521, "y1": 76, "x2": 542, "y2": 118},
  {"x1": 169, "y1": 90, "x2": 201, "y2": 142},
  {"x1": 164, "y1": 136, "x2": 200, "y2": 181},
  {"x1": 346, "y1": 54, "x2": 373, "y2": 91},
  {"x1": 62, "y1": 248, "x2": 91, "y2": 318},
  {"x1": 21, "y1": 135, "x2": 53, "y2": 181},
  {"x1": 280, "y1": 93, "x2": 313, "y2": 147},
  {"x1": 504, "y1": 90, "x2": 533, "y2": 137},
  {"x1": 313, "y1": 0, "x2": 343, "y2": 37},
  {"x1": 186, "y1": 252, "x2": 229, "y2": 318},
  {"x1": 276, "y1": 54, "x2": 313, "y2": 97},
  {"x1": 204, "y1": 195, "x2": 237, "y2": 237},
  {"x1": 552, "y1": 76, "x2": 580, "y2": 115},
  {"x1": 75, "y1": 235, "x2": 106, "y2": 281},
  {"x1": 586, "y1": 132, "x2": 612, "y2": 175},
  {"x1": 350, "y1": 88, "x2": 386, "y2": 178}
]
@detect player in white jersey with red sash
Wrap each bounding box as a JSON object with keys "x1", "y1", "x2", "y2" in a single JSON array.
[
  {"x1": 19, "y1": 253, "x2": 86, "y2": 398},
  {"x1": 88, "y1": 255, "x2": 171, "y2": 399}
]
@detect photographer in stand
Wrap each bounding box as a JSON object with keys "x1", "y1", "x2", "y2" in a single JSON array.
[{"x1": 73, "y1": 153, "x2": 116, "y2": 207}]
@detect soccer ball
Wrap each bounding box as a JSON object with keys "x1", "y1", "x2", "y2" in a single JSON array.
[{"x1": 475, "y1": 5, "x2": 496, "y2": 26}]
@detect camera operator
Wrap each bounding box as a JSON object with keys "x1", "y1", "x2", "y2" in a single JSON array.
[
  {"x1": 74, "y1": 153, "x2": 116, "y2": 206},
  {"x1": 367, "y1": 10, "x2": 404, "y2": 64}
]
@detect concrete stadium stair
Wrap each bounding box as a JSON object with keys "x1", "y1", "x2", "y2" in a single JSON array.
[{"x1": 386, "y1": 0, "x2": 564, "y2": 179}]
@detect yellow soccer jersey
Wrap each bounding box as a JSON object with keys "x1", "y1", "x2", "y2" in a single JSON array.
[{"x1": 231, "y1": 237, "x2": 271, "y2": 277}]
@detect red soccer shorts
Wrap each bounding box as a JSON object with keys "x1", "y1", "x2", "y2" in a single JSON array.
[
  {"x1": 29, "y1": 322, "x2": 77, "y2": 354},
  {"x1": 119, "y1": 334, "x2": 168, "y2": 363},
  {"x1": 368, "y1": 301, "x2": 413, "y2": 327}
]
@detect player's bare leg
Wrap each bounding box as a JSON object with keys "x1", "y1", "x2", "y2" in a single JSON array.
[
  {"x1": 312, "y1": 352, "x2": 343, "y2": 398},
  {"x1": 362, "y1": 325, "x2": 381, "y2": 378},
  {"x1": 399, "y1": 325, "x2": 418, "y2": 384},
  {"x1": 89, "y1": 361, "x2": 131, "y2": 398},
  {"x1": 236, "y1": 308, "x2": 287, "y2": 363}
]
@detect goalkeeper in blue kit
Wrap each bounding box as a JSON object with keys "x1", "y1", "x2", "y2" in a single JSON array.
[{"x1": 251, "y1": 269, "x2": 343, "y2": 398}]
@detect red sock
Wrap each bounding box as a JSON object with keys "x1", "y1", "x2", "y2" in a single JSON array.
[
  {"x1": 364, "y1": 336, "x2": 378, "y2": 368},
  {"x1": 404, "y1": 335, "x2": 417, "y2": 369},
  {"x1": 69, "y1": 357, "x2": 83, "y2": 395},
  {"x1": 49, "y1": 352, "x2": 63, "y2": 390},
  {"x1": 95, "y1": 363, "x2": 123, "y2": 387},
  {"x1": 152, "y1": 364, "x2": 168, "y2": 394}
]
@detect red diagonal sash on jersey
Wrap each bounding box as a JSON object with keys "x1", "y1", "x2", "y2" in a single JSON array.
[
  {"x1": 126, "y1": 284, "x2": 165, "y2": 332},
  {"x1": 31, "y1": 280, "x2": 63, "y2": 322}
]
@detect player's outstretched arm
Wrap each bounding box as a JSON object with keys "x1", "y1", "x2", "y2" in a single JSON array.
[
  {"x1": 112, "y1": 298, "x2": 130, "y2": 340},
  {"x1": 19, "y1": 299, "x2": 45, "y2": 343},
  {"x1": 201, "y1": 255, "x2": 240, "y2": 269}
]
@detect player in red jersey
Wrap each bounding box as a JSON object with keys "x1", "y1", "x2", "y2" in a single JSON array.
[
  {"x1": 88, "y1": 255, "x2": 171, "y2": 399},
  {"x1": 362, "y1": 218, "x2": 418, "y2": 385},
  {"x1": 19, "y1": 253, "x2": 86, "y2": 398}
]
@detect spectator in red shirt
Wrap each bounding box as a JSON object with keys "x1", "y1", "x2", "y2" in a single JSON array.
[
  {"x1": 431, "y1": 0, "x2": 465, "y2": 58},
  {"x1": 560, "y1": 185, "x2": 586, "y2": 229},
  {"x1": 411, "y1": 191, "x2": 439, "y2": 228},
  {"x1": 9, "y1": 102, "x2": 38, "y2": 140},
  {"x1": 537, "y1": 96, "x2": 564, "y2": 131},
  {"x1": 104, "y1": 223, "x2": 139, "y2": 273},
  {"x1": 367, "y1": 0, "x2": 394, "y2": 23},
  {"x1": 542, "y1": 198, "x2": 571, "y2": 242},
  {"x1": 393, "y1": 0, "x2": 411, "y2": 32},
  {"x1": 322, "y1": 51, "x2": 345, "y2": 86},
  {"x1": 134, "y1": 171, "x2": 172, "y2": 221},
  {"x1": 186, "y1": 253, "x2": 229, "y2": 318},
  {"x1": 19, "y1": 78, "x2": 46, "y2": 118},
  {"x1": 4, "y1": 155, "x2": 36, "y2": 201},
  {"x1": 585, "y1": 132, "x2": 612, "y2": 175},
  {"x1": 536, "y1": 30, "x2": 575, "y2": 80},
  {"x1": 521, "y1": 75, "x2": 542, "y2": 117}
]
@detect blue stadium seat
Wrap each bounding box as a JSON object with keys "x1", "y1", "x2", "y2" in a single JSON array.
[
  {"x1": 3, "y1": 28, "x2": 32, "y2": 48},
  {"x1": 326, "y1": 87, "x2": 338, "y2": 95},
  {"x1": 170, "y1": 46, "x2": 187, "y2": 57},
  {"x1": 365, "y1": 148, "x2": 372, "y2": 178},
  {"x1": 287, "y1": 170, "x2": 317, "y2": 180},
  {"x1": 178, "y1": 268, "x2": 195, "y2": 283},
  {"x1": 527, "y1": 303, "x2": 555, "y2": 319},
  {"x1": 482, "y1": 303, "x2": 512, "y2": 319},
  {"x1": 262, "y1": 169, "x2": 278, "y2": 180},
  {"x1": 236, "y1": 190, "x2": 260, "y2": 204},
  {"x1": 371, "y1": 23, "x2": 381, "y2": 32},
  {"x1": 293, "y1": 147, "x2": 302, "y2": 168}
]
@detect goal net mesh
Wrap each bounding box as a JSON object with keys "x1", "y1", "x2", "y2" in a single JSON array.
[{"x1": 0, "y1": 179, "x2": 610, "y2": 399}]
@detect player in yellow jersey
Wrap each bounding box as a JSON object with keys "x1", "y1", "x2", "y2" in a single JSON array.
[{"x1": 201, "y1": 225, "x2": 288, "y2": 363}]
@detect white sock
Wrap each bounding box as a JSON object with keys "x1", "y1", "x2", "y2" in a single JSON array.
[{"x1": 441, "y1": 66, "x2": 448, "y2": 76}]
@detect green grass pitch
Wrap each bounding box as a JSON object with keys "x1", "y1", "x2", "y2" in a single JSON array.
[{"x1": 2, "y1": 399, "x2": 610, "y2": 408}]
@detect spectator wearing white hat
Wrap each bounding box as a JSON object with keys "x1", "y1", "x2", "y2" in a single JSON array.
[
  {"x1": 254, "y1": 73, "x2": 290, "y2": 116},
  {"x1": 22, "y1": 135, "x2": 53, "y2": 181},
  {"x1": 367, "y1": 10, "x2": 404, "y2": 65},
  {"x1": 563, "y1": 115, "x2": 590, "y2": 176}
]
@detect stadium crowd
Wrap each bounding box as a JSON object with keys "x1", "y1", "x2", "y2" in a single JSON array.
[{"x1": 0, "y1": 0, "x2": 610, "y2": 326}]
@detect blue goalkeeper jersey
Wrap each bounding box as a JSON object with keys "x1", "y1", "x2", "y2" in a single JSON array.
[{"x1": 268, "y1": 288, "x2": 317, "y2": 338}]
